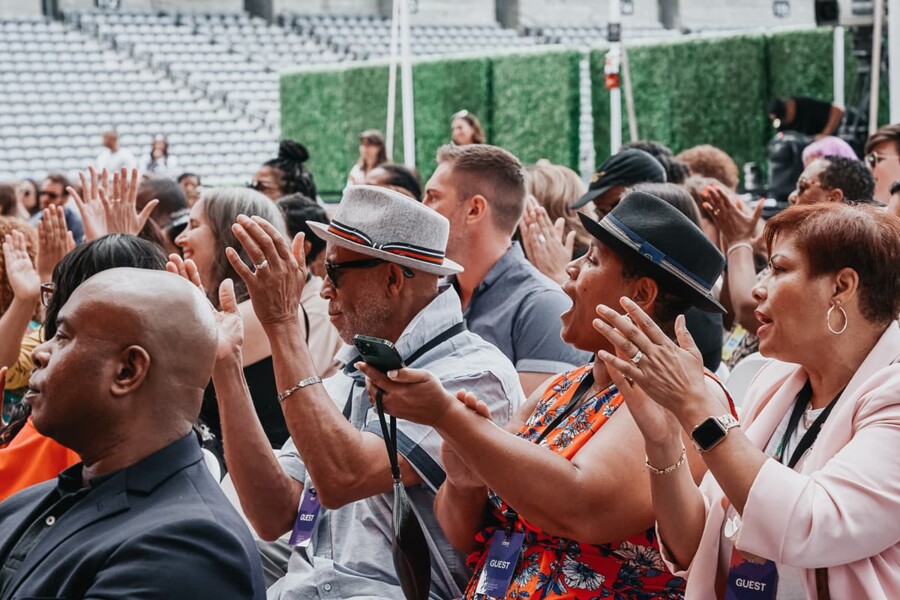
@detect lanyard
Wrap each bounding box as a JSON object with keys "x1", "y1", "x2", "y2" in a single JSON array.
[
  {"x1": 342, "y1": 321, "x2": 468, "y2": 420},
  {"x1": 775, "y1": 380, "x2": 844, "y2": 470},
  {"x1": 534, "y1": 371, "x2": 597, "y2": 445}
]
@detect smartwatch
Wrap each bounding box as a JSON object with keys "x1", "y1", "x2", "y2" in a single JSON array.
[{"x1": 691, "y1": 414, "x2": 740, "y2": 453}]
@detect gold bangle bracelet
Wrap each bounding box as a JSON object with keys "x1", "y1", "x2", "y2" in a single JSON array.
[{"x1": 645, "y1": 447, "x2": 687, "y2": 475}]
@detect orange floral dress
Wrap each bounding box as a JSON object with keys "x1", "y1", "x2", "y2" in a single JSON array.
[{"x1": 463, "y1": 364, "x2": 686, "y2": 600}]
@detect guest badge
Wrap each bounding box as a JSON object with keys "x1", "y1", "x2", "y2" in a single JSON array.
[
  {"x1": 474, "y1": 530, "x2": 525, "y2": 598},
  {"x1": 289, "y1": 486, "x2": 321, "y2": 548},
  {"x1": 725, "y1": 547, "x2": 778, "y2": 600}
]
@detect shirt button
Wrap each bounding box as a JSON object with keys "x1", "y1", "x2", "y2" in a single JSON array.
[
  {"x1": 322, "y1": 584, "x2": 332, "y2": 592},
  {"x1": 45, "y1": 516, "x2": 56, "y2": 526}
]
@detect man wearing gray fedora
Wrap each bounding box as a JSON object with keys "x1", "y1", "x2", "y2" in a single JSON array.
[
  {"x1": 210, "y1": 185, "x2": 525, "y2": 599},
  {"x1": 424, "y1": 144, "x2": 590, "y2": 396}
]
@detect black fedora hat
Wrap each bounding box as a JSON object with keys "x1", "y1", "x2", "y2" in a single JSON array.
[{"x1": 578, "y1": 191, "x2": 726, "y2": 313}]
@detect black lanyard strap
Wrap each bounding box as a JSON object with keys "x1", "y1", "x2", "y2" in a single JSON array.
[
  {"x1": 534, "y1": 371, "x2": 597, "y2": 445},
  {"x1": 778, "y1": 380, "x2": 844, "y2": 470},
  {"x1": 342, "y1": 321, "x2": 468, "y2": 420}
]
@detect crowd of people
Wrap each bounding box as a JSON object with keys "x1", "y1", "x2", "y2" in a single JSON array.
[{"x1": 0, "y1": 105, "x2": 897, "y2": 600}]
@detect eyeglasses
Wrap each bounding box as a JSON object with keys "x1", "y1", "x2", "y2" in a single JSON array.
[
  {"x1": 248, "y1": 180, "x2": 274, "y2": 192},
  {"x1": 39, "y1": 191, "x2": 61, "y2": 200},
  {"x1": 41, "y1": 282, "x2": 55, "y2": 307},
  {"x1": 865, "y1": 152, "x2": 900, "y2": 168},
  {"x1": 325, "y1": 258, "x2": 414, "y2": 288}
]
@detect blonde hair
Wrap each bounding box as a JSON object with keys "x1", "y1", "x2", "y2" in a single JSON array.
[{"x1": 526, "y1": 163, "x2": 592, "y2": 253}]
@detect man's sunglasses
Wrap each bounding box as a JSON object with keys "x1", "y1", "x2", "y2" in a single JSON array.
[
  {"x1": 248, "y1": 180, "x2": 274, "y2": 192},
  {"x1": 39, "y1": 191, "x2": 62, "y2": 200},
  {"x1": 865, "y1": 151, "x2": 900, "y2": 168},
  {"x1": 325, "y1": 258, "x2": 414, "y2": 288}
]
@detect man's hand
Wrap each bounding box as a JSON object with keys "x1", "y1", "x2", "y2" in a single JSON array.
[{"x1": 227, "y1": 215, "x2": 307, "y2": 327}]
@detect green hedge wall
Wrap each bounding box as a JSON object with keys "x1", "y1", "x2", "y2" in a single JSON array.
[
  {"x1": 591, "y1": 27, "x2": 888, "y2": 177},
  {"x1": 281, "y1": 51, "x2": 579, "y2": 195}
]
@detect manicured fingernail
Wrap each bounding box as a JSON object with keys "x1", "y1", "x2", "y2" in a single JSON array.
[
  {"x1": 353, "y1": 361, "x2": 365, "y2": 370},
  {"x1": 593, "y1": 318, "x2": 607, "y2": 329},
  {"x1": 596, "y1": 304, "x2": 612, "y2": 314},
  {"x1": 387, "y1": 370, "x2": 398, "y2": 379}
]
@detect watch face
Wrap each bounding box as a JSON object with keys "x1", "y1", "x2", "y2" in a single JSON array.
[{"x1": 692, "y1": 418, "x2": 726, "y2": 450}]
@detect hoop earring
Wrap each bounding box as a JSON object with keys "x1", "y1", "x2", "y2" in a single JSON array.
[{"x1": 827, "y1": 304, "x2": 848, "y2": 335}]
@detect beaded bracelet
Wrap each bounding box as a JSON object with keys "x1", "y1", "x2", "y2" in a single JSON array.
[{"x1": 645, "y1": 447, "x2": 687, "y2": 476}]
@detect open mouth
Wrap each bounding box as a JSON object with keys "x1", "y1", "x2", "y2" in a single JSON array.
[{"x1": 755, "y1": 310, "x2": 773, "y2": 335}]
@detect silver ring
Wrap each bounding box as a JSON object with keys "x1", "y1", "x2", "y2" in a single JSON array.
[
  {"x1": 254, "y1": 260, "x2": 269, "y2": 270},
  {"x1": 630, "y1": 350, "x2": 643, "y2": 365}
]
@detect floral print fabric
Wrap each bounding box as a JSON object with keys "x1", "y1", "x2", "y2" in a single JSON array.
[{"x1": 463, "y1": 364, "x2": 686, "y2": 599}]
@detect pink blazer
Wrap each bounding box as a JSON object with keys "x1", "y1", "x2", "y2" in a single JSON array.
[{"x1": 662, "y1": 323, "x2": 900, "y2": 599}]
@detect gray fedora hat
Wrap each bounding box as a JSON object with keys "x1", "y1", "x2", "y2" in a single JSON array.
[{"x1": 307, "y1": 185, "x2": 464, "y2": 276}]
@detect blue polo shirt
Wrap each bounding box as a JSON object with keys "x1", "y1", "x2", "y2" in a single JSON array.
[{"x1": 451, "y1": 242, "x2": 591, "y2": 373}]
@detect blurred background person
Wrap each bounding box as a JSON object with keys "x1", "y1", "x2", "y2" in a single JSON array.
[
  {"x1": 347, "y1": 129, "x2": 387, "y2": 186},
  {"x1": 363, "y1": 162, "x2": 422, "y2": 200},
  {"x1": 95, "y1": 126, "x2": 137, "y2": 173},
  {"x1": 769, "y1": 95, "x2": 844, "y2": 139},
  {"x1": 676, "y1": 144, "x2": 740, "y2": 191},
  {"x1": 144, "y1": 133, "x2": 179, "y2": 178},
  {"x1": 178, "y1": 172, "x2": 202, "y2": 208},
  {"x1": 451, "y1": 109, "x2": 486, "y2": 145},
  {"x1": 15, "y1": 179, "x2": 39, "y2": 218},
  {"x1": 864, "y1": 123, "x2": 900, "y2": 204},
  {"x1": 801, "y1": 135, "x2": 859, "y2": 167},
  {"x1": 252, "y1": 140, "x2": 317, "y2": 201}
]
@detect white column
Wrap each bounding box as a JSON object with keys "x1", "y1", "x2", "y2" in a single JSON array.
[
  {"x1": 399, "y1": 0, "x2": 416, "y2": 167},
  {"x1": 889, "y1": 0, "x2": 900, "y2": 121},
  {"x1": 385, "y1": 0, "x2": 400, "y2": 159},
  {"x1": 607, "y1": 0, "x2": 623, "y2": 153},
  {"x1": 870, "y1": 0, "x2": 885, "y2": 134},
  {"x1": 833, "y1": 25, "x2": 845, "y2": 107}
]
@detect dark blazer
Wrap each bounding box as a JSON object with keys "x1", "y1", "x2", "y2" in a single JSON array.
[{"x1": 0, "y1": 433, "x2": 266, "y2": 600}]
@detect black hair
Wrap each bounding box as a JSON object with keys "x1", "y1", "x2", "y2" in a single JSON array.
[
  {"x1": 264, "y1": 140, "x2": 317, "y2": 199},
  {"x1": 621, "y1": 140, "x2": 690, "y2": 184},
  {"x1": 177, "y1": 172, "x2": 201, "y2": 185},
  {"x1": 818, "y1": 155, "x2": 877, "y2": 203},
  {"x1": 371, "y1": 163, "x2": 422, "y2": 201},
  {"x1": 138, "y1": 176, "x2": 186, "y2": 224},
  {"x1": 276, "y1": 193, "x2": 328, "y2": 262},
  {"x1": 0, "y1": 235, "x2": 167, "y2": 446},
  {"x1": 768, "y1": 98, "x2": 787, "y2": 120}
]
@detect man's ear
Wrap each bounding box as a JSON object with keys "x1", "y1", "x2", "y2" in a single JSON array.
[
  {"x1": 110, "y1": 345, "x2": 151, "y2": 398},
  {"x1": 466, "y1": 195, "x2": 488, "y2": 225},
  {"x1": 827, "y1": 187, "x2": 845, "y2": 204}
]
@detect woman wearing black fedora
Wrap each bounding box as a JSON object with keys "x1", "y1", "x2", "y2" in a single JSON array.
[{"x1": 358, "y1": 191, "x2": 736, "y2": 599}]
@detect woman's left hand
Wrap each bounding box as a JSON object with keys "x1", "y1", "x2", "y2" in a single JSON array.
[
  {"x1": 355, "y1": 364, "x2": 456, "y2": 427},
  {"x1": 593, "y1": 297, "x2": 707, "y2": 418}
]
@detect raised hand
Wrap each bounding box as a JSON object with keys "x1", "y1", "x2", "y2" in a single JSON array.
[
  {"x1": 227, "y1": 215, "x2": 306, "y2": 327},
  {"x1": 36, "y1": 205, "x2": 75, "y2": 282},
  {"x1": 69, "y1": 166, "x2": 109, "y2": 241},
  {"x1": 103, "y1": 167, "x2": 158, "y2": 236},
  {"x1": 701, "y1": 184, "x2": 764, "y2": 249},
  {"x1": 3, "y1": 231, "x2": 40, "y2": 304},
  {"x1": 519, "y1": 196, "x2": 573, "y2": 285},
  {"x1": 592, "y1": 297, "x2": 707, "y2": 419},
  {"x1": 166, "y1": 253, "x2": 204, "y2": 294},
  {"x1": 213, "y1": 279, "x2": 245, "y2": 361}
]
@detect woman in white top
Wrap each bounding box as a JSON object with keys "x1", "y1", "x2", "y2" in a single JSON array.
[{"x1": 346, "y1": 130, "x2": 387, "y2": 186}]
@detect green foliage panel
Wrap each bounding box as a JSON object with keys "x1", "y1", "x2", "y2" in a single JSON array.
[
  {"x1": 491, "y1": 51, "x2": 581, "y2": 169},
  {"x1": 591, "y1": 27, "x2": 889, "y2": 177}
]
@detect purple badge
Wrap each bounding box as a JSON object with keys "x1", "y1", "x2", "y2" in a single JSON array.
[
  {"x1": 726, "y1": 558, "x2": 779, "y2": 600},
  {"x1": 474, "y1": 530, "x2": 525, "y2": 598},
  {"x1": 289, "y1": 487, "x2": 321, "y2": 548}
]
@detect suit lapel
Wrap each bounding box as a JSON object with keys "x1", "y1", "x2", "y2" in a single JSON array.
[{"x1": 2, "y1": 475, "x2": 130, "y2": 600}]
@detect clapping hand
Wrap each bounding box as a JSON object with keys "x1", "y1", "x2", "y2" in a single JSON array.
[
  {"x1": 519, "y1": 196, "x2": 574, "y2": 285},
  {"x1": 36, "y1": 205, "x2": 75, "y2": 282},
  {"x1": 701, "y1": 184, "x2": 764, "y2": 250},
  {"x1": 166, "y1": 254, "x2": 243, "y2": 362},
  {"x1": 227, "y1": 215, "x2": 306, "y2": 327},
  {"x1": 70, "y1": 166, "x2": 158, "y2": 240},
  {"x1": 593, "y1": 297, "x2": 706, "y2": 439},
  {"x1": 3, "y1": 231, "x2": 40, "y2": 305}
]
